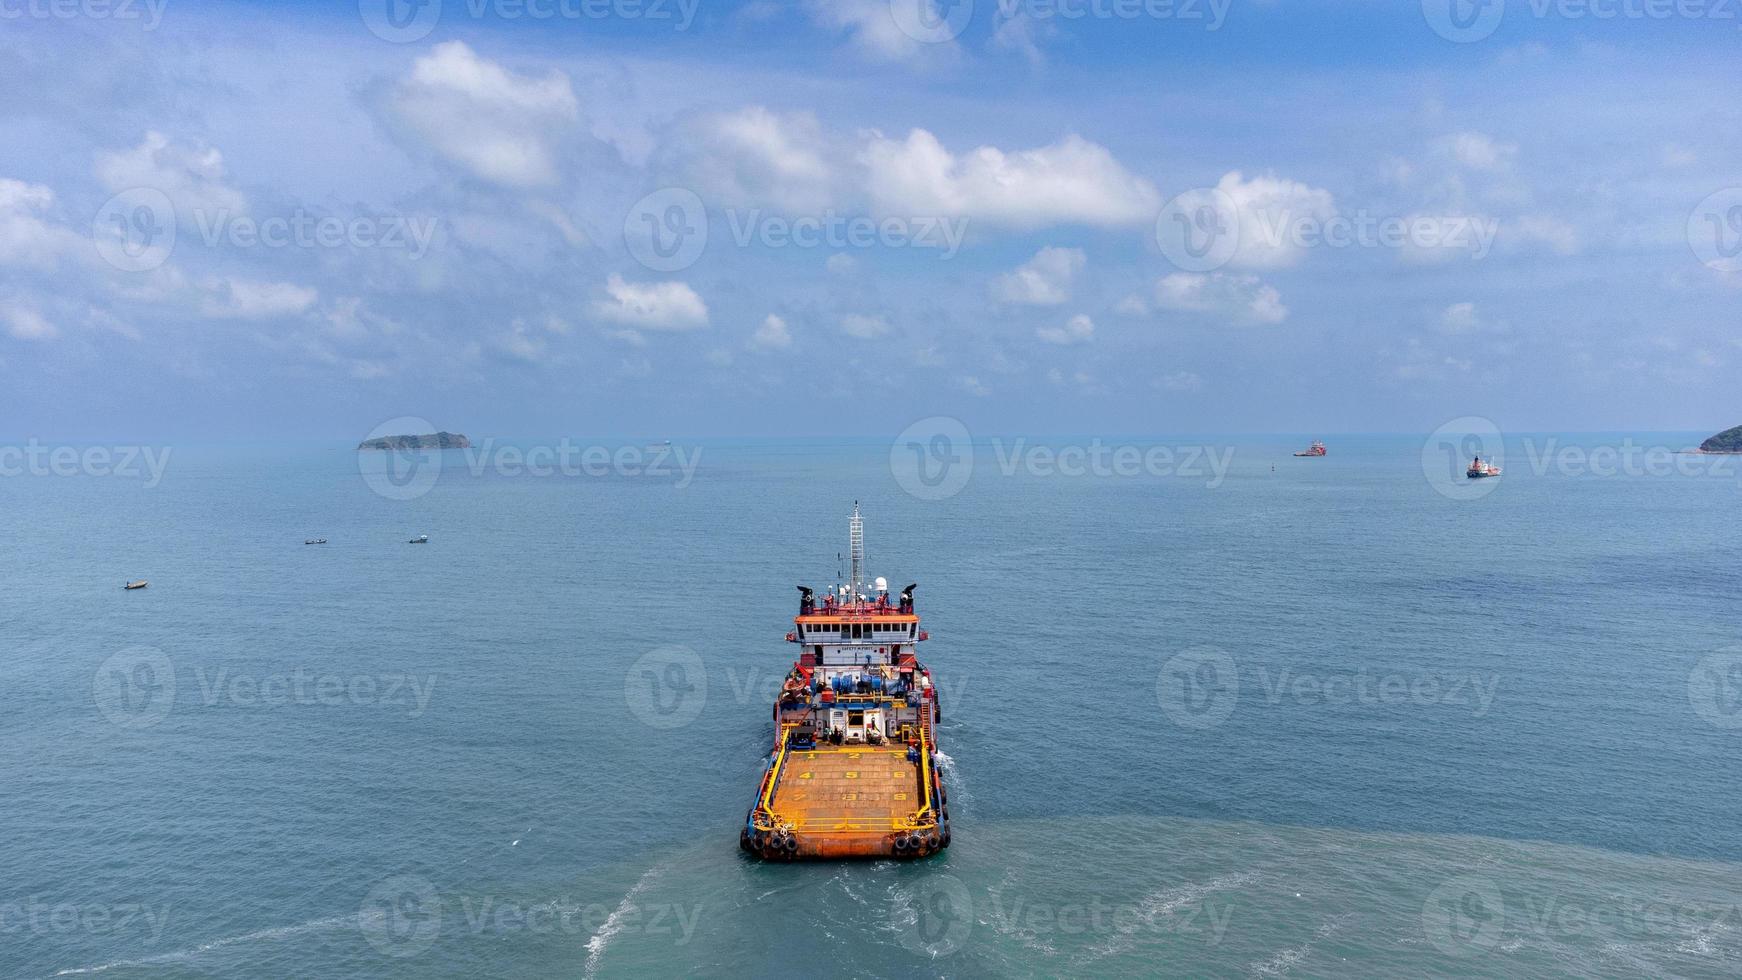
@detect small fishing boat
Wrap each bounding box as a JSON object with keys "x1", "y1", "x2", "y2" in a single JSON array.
[
  {"x1": 409, "y1": 535, "x2": 429, "y2": 544},
  {"x1": 1293, "y1": 440, "x2": 1327, "y2": 457},
  {"x1": 305, "y1": 538, "x2": 327, "y2": 545},
  {"x1": 123, "y1": 580, "x2": 148, "y2": 590},
  {"x1": 1467, "y1": 455, "x2": 1501, "y2": 479}
]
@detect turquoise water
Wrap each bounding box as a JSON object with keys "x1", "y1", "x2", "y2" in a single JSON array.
[{"x1": 4, "y1": 434, "x2": 1741, "y2": 977}]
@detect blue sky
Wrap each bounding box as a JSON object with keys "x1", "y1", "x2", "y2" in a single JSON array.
[{"x1": 2, "y1": 0, "x2": 1739, "y2": 439}]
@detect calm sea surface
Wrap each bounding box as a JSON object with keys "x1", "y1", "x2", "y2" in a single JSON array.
[{"x1": 4, "y1": 434, "x2": 1741, "y2": 978}]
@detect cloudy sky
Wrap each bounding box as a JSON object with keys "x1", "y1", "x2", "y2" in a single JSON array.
[{"x1": 2, "y1": 0, "x2": 1739, "y2": 440}]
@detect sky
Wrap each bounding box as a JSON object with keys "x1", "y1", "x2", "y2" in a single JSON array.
[{"x1": 1, "y1": 0, "x2": 1739, "y2": 440}]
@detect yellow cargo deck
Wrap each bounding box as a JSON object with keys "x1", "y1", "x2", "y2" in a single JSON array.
[{"x1": 769, "y1": 746, "x2": 920, "y2": 834}]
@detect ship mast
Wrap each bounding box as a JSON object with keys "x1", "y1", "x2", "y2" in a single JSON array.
[{"x1": 848, "y1": 501, "x2": 865, "y2": 603}]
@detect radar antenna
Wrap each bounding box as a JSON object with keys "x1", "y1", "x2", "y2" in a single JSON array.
[{"x1": 848, "y1": 501, "x2": 866, "y2": 603}]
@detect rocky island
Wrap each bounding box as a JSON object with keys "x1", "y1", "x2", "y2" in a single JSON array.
[
  {"x1": 1697, "y1": 424, "x2": 1742, "y2": 454},
  {"x1": 357, "y1": 431, "x2": 471, "y2": 451}
]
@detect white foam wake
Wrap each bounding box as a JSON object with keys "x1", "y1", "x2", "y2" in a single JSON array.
[
  {"x1": 52, "y1": 913, "x2": 358, "y2": 977},
  {"x1": 583, "y1": 864, "x2": 664, "y2": 977}
]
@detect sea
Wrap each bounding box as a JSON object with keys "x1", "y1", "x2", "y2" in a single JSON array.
[{"x1": 4, "y1": 432, "x2": 1741, "y2": 978}]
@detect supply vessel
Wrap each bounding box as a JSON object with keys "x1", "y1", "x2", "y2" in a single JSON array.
[{"x1": 741, "y1": 503, "x2": 951, "y2": 861}]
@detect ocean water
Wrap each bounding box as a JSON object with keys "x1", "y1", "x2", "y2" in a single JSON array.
[{"x1": 4, "y1": 434, "x2": 1742, "y2": 978}]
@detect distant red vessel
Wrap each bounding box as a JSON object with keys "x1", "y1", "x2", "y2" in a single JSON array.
[
  {"x1": 1467, "y1": 455, "x2": 1501, "y2": 479},
  {"x1": 1293, "y1": 440, "x2": 1326, "y2": 457}
]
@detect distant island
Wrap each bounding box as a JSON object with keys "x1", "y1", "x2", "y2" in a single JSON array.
[
  {"x1": 357, "y1": 431, "x2": 471, "y2": 451},
  {"x1": 1698, "y1": 425, "x2": 1742, "y2": 454}
]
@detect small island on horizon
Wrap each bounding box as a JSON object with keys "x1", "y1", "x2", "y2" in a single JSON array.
[
  {"x1": 357, "y1": 431, "x2": 471, "y2": 451},
  {"x1": 1697, "y1": 424, "x2": 1742, "y2": 454}
]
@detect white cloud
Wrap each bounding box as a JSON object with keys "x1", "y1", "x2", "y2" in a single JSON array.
[
  {"x1": 841, "y1": 313, "x2": 890, "y2": 338},
  {"x1": 1510, "y1": 214, "x2": 1579, "y2": 255},
  {"x1": 1213, "y1": 170, "x2": 1337, "y2": 269},
  {"x1": 862, "y1": 130, "x2": 1160, "y2": 229},
  {"x1": 385, "y1": 42, "x2": 579, "y2": 189},
  {"x1": 992, "y1": 246, "x2": 1085, "y2": 305},
  {"x1": 750, "y1": 313, "x2": 792, "y2": 350},
  {"x1": 1437, "y1": 301, "x2": 1508, "y2": 335},
  {"x1": 825, "y1": 253, "x2": 857, "y2": 275},
  {"x1": 3, "y1": 302, "x2": 56, "y2": 341},
  {"x1": 0, "y1": 178, "x2": 84, "y2": 270},
  {"x1": 1153, "y1": 272, "x2": 1287, "y2": 324},
  {"x1": 958, "y1": 374, "x2": 990, "y2": 396},
  {"x1": 95, "y1": 132, "x2": 247, "y2": 216},
  {"x1": 807, "y1": 0, "x2": 961, "y2": 64},
  {"x1": 594, "y1": 274, "x2": 709, "y2": 331},
  {"x1": 680, "y1": 106, "x2": 834, "y2": 212},
  {"x1": 496, "y1": 318, "x2": 548, "y2": 363},
  {"x1": 991, "y1": 9, "x2": 1049, "y2": 67},
  {"x1": 1442, "y1": 131, "x2": 1516, "y2": 171},
  {"x1": 1159, "y1": 371, "x2": 1202, "y2": 392},
  {"x1": 200, "y1": 278, "x2": 318, "y2": 319},
  {"x1": 1036, "y1": 313, "x2": 1094, "y2": 346}
]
